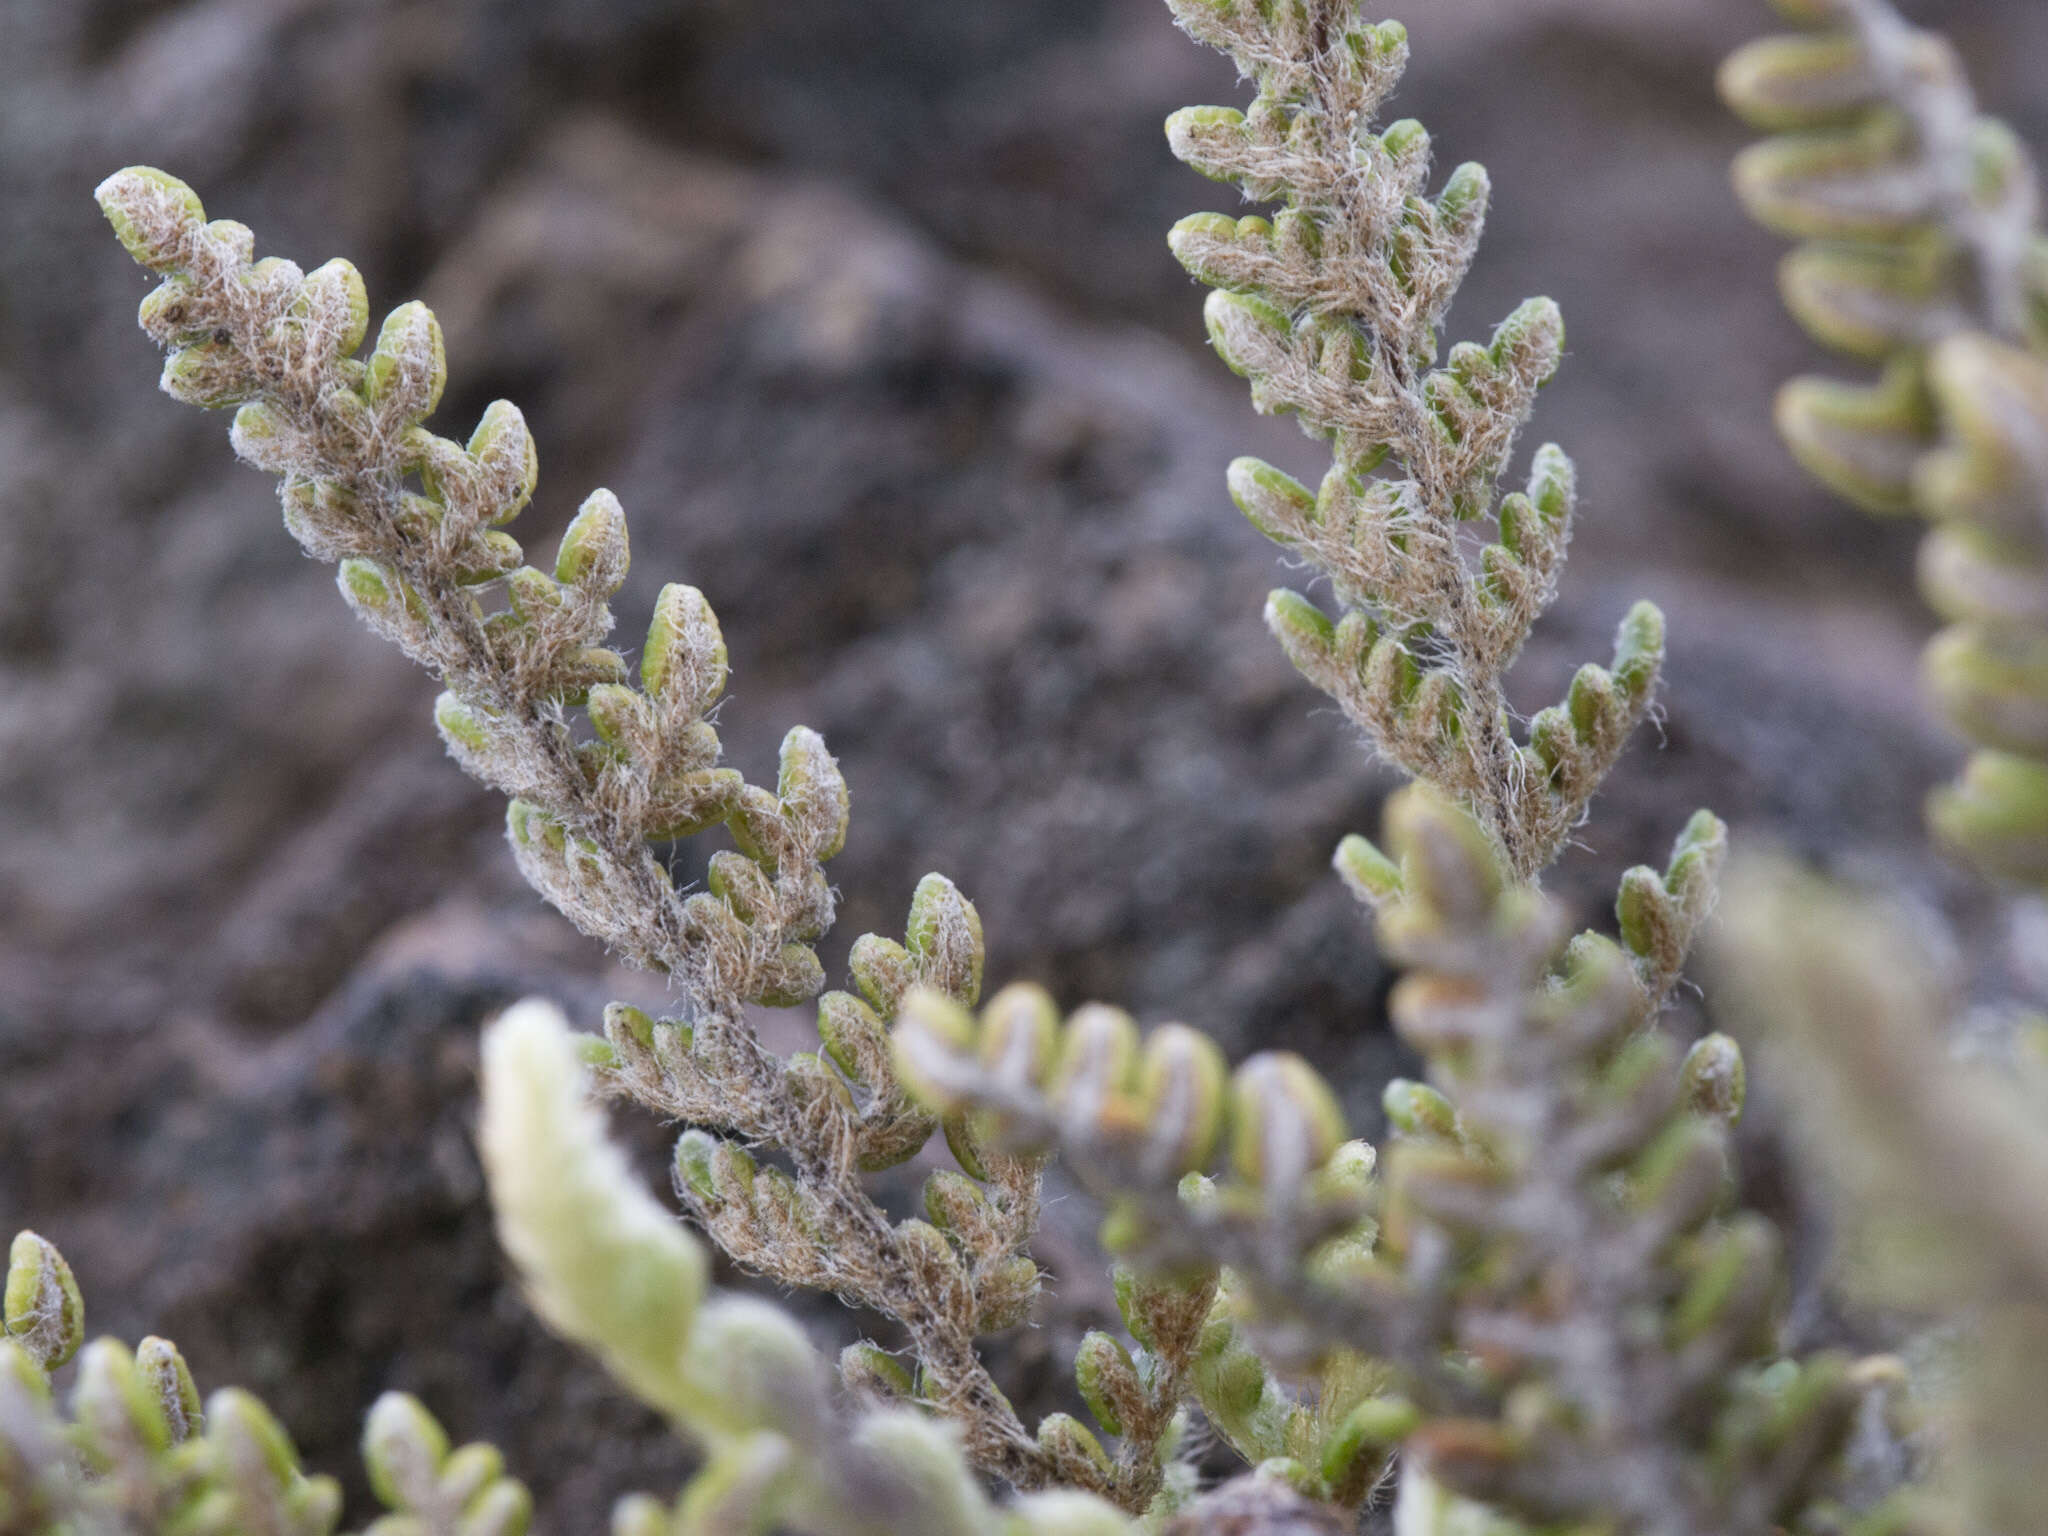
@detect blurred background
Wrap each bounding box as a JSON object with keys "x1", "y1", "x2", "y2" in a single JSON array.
[{"x1": 4, "y1": 0, "x2": 2047, "y2": 1525}]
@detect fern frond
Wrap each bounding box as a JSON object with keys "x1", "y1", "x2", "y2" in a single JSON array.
[
  {"x1": 1725, "y1": 0, "x2": 2048, "y2": 884},
  {"x1": 897, "y1": 786, "x2": 1860, "y2": 1534},
  {"x1": 91, "y1": 167, "x2": 1126, "y2": 1504},
  {"x1": 1165, "y1": 0, "x2": 1666, "y2": 879}
]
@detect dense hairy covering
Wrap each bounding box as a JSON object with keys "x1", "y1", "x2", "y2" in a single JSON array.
[{"x1": 1160, "y1": 0, "x2": 1665, "y2": 880}]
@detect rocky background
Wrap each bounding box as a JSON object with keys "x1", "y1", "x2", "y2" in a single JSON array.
[{"x1": 4, "y1": 0, "x2": 2047, "y2": 1527}]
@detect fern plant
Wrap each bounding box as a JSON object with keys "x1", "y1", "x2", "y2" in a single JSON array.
[
  {"x1": 86, "y1": 152, "x2": 1102, "y2": 1514},
  {"x1": 1723, "y1": 0, "x2": 2048, "y2": 883},
  {"x1": 2, "y1": 1, "x2": 1910, "y2": 1532},
  {"x1": 901, "y1": 5, "x2": 1862, "y2": 1528}
]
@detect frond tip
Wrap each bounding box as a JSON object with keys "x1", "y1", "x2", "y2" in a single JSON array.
[
  {"x1": 1164, "y1": 8, "x2": 1663, "y2": 878},
  {"x1": 95, "y1": 165, "x2": 848, "y2": 1005},
  {"x1": 478, "y1": 999, "x2": 709, "y2": 1424}
]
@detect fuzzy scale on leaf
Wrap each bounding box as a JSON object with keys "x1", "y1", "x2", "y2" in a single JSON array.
[{"x1": 94, "y1": 165, "x2": 844, "y2": 1008}]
